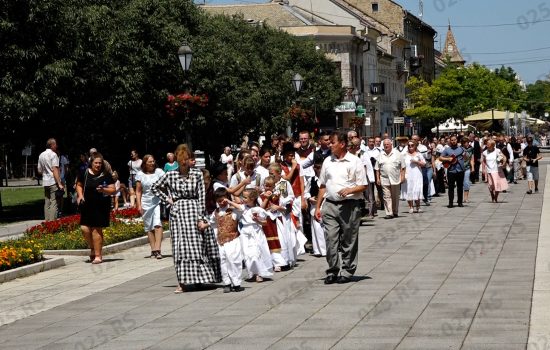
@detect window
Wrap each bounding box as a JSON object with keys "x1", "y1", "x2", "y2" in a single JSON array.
[{"x1": 372, "y1": 3, "x2": 379, "y2": 12}]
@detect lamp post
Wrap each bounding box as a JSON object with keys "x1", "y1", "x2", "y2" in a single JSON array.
[
  {"x1": 290, "y1": 73, "x2": 304, "y2": 137},
  {"x1": 292, "y1": 73, "x2": 304, "y2": 94},
  {"x1": 177, "y1": 43, "x2": 194, "y2": 147}
]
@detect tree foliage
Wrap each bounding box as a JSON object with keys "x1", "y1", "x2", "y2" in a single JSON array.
[
  {"x1": 0, "y1": 0, "x2": 341, "y2": 169},
  {"x1": 405, "y1": 64, "x2": 524, "y2": 130}
]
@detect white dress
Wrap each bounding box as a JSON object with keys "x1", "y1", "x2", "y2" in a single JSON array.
[
  {"x1": 136, "y1": 168, "x2": 165, "y2": 231},
  {"x1": 239, "y1": 206, "x2": 274, "y2": 278},
  {"x1": 404, "y1": 154, "x2": 423, "y2": 201}
]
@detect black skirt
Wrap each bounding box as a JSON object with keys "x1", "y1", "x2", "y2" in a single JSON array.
[{"x1": 80, "y1": 197, "x2": 111, "y2": 227}]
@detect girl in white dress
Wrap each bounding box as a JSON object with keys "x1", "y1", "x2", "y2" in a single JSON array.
[
  {"x1": 136, "y1": 155, "x2": 165, "y2": 258},
  {"x1": 238, "y1": 188, "x2": 274, "y2": 282},
  {"x1": 404, "y1": 141, "x2": 425, "y2": 213}
]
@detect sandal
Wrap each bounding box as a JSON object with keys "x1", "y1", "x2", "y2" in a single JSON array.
[
  {"x1": 91, "y1": 257, "x2": 103, "y2": 264},
  {"x1": 256, "y1": 275, "x2": 264, "y2": 283},
  {"x1": 156, "y1": 251, "x2": 163, "y2": 259}
]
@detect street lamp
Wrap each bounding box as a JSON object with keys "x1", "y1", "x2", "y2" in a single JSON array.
[
  {"x1": 292, "y1": 73, "x2": 304, "y2": 93},
  {"x1": 177, "y1": 43, "x2": 193, "y2": 74}
]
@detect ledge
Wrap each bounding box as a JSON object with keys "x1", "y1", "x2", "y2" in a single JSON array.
[
  {"x1": 0, "y1": 257, "x2": 66, "y2": 283},
  {"x1": 43, "y1": 230, "x2": 171, "y2": 256}
]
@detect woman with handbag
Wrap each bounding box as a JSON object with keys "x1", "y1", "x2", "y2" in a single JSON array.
[{"x1": 76, "y1": 152, "x2": 116, "y2": 264}]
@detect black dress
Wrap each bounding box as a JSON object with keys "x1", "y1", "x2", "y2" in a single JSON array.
[{"x1": 78, "y1": 170, "x2": 114, "y2": 227}]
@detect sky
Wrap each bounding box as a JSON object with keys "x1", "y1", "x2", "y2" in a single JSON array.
[{"x1": 197, "y1": 0, "x2": 550, "y2": 84}]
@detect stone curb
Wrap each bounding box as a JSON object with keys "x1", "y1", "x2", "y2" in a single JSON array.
[
  {"x1": 43, "y1": 230, "x2": 171, "y2": 256},
  {"x1": 0, "y1": 257, "x2": 66, "y2": 284}
]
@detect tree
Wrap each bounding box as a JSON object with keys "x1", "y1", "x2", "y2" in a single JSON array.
[
  {"x1": 405, "y1": 63, "x2": 524, "y2": 133},
  {"x1": 0, "y1": 0, "x2": 341, "y2": 176}
]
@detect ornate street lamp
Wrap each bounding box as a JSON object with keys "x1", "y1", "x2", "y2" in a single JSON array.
[
  {"x1": 177, "y1": 43, "x2": 193, "y2": 73},
  {"x1": 292, "y1": 73, "x2": 304, "y2": 93}
]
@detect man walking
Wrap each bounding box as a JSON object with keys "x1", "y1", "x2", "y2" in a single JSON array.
[
  {"x1": 440, "y1": 135, "x2": 466, "y2": 208},
  {"x1": 375, "y1": 139, "x2": 405, "y2": 219},
  {"x1": 315, "y1": 132, "x2": 367, "y2": 284},
  {"x1": 37, "y1": 138, "x2": 64, "y2": 221}
]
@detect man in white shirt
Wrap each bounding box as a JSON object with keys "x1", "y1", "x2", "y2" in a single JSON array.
[
  {"x1": 314, "y1": 132, "x2": 367, "y2": 284},
  {"x1": 362, "y1": 137, "x2": 381, "y2": 217},
  {"x1": 375, "y1": 139, "x2": 405, "y2": 219},
  {"x1": 37, "y1": 138, "x2": 64, "y2": 221},
  {"x1": 220, "y1": 146, "x2": 234, "y2": 180}
]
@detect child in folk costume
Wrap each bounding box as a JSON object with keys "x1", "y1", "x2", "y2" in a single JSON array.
[
  {"x1": 238, "y1": 188, "x2": 274, "y2": 282},
  {"x1": 279, "y1": 143, "x2": 308, "y2": 257},
  {"x1": 206, "y1": 187, "x2": 244, "y2": 293},
  {"x1": 260, "y1": 176, "x2": 288, "y2": 271},
  {"x1": 268, "y1": 163, "x2": 299, "y2": 267},
  {"x1": 304, "y1": 155, "x2": 326, "y2": 257}
]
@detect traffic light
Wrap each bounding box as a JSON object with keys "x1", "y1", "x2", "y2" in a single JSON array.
[{"x1": 355, "y1": 105, "x2": 366, "y2": 117}]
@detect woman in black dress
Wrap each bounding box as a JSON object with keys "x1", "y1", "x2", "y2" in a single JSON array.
[{"x1": 76, "y1": 153, "x2": 116, "y2": 264}]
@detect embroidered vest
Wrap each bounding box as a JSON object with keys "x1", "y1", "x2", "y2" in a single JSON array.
[{"x1": 215, "y1": 208, "x2": 239, "y2": 245}]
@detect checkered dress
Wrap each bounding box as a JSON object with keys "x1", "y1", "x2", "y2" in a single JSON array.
[{"x1": 151, "y1": 169, "x2": 221, "y2": 285}]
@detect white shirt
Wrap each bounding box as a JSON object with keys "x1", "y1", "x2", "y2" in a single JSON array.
[
  {"x1": 318, "y1": 152, "x2": 367, "y2": 201},
  {"x1": 128, "y1": 159, "x2": 142, "y2": 175},
  {"x1": 295, "y1": 151, "x2": 314, "y2": 178},
  {"x1": 255, "y1": 165, "x2": 269, "y2": 181},
  {"x1": 220, "y1": 153, "x2": 233, "y2": 165},
  {"x1": 482, "y1": 149, "x2": 502, "y2": 174},
  {"x1": 359, "y1": 152, "x2": 376, "y2": 183},
  {"x1": 229, "y1": 170, "x2": 263, "y2": 190},
  {"x1": 37, "y1": 149, "x2": 59, "y2": 187},
  {"x1": 375, "y1": 149, "x2": 405, "y2": 186}
]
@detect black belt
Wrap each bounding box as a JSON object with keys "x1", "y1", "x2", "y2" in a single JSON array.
[{"x1": 325, "y1": 198, "x2": 362, "y2": 205}]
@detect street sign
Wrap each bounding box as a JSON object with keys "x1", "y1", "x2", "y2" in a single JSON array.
[
  {"x1": 334, "y1": 101, "x2": 356, "y2": 113},
  {"x1": 364, "y1": 117, "x2": 371, "y2": 126},
  {"x1": 393, "y1": 117, "x2": 404, "y2": 124}
]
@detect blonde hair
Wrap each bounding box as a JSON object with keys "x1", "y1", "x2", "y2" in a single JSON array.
[
  {"x1": 268, "y1": 163, "x2": 282, "y2": 174},
  {"x1": 243, "y1": 188, "x2": 259, "y2": 204},
  {"x1": 263, "y1": 175, "x2": 275, "y2": 187}
]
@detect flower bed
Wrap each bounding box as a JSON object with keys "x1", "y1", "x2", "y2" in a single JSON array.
[{"x1": 0, "y1": 208, "x2": 146, "y2": 272}]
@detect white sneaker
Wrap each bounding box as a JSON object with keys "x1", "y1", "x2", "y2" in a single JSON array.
[{"x1": 409, "y1": 208, "x2": 414, "y2": 214}]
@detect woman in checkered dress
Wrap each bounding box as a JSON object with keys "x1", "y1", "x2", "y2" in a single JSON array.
[{"x1": 151, "y1": 144, "x2": 221, "y2": 293}]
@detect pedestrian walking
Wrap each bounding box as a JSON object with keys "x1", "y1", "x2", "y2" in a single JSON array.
[
  {"x1": 151, "y1": 144, "x2": 221, "y2": 293},
  {"x1": 314, "y1": 132, "x2": 367, "y2": 284},
  {"x1": 127, "y1": 150, "x2": 142, "y2": 208},
  {"x1": 76, "y1": 152, "x2": 116, "y2": 264},
  {"x1": 404, "y1": 141, "x2": 425, "y2": 213},
  {"x1": 136, "y1": 155, "x2": 165, "y2": 259},
  {"x1": 523, "y1": 136, "x2": 542, "y2": 194},
  {"x1": 37, "y1": 138, "x2": 64, "y2": 221},
  {"x1": 375, "y1": 139, "x2": 405, "y2": 219},
  {"x1": 482, "y1": 140, "x2": 508, "y2": 203},
  {"x1": 440, "y1": 135, "x2": 466, "y2": 208}
]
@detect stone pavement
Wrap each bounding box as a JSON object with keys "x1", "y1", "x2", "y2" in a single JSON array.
[{"x1": 0, "y1": 163, "x2": 547, "y2": 350}]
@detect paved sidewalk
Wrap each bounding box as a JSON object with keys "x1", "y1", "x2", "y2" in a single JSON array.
[{"x1": 0, "y1": 164, "x2": 546, "y2": 350}]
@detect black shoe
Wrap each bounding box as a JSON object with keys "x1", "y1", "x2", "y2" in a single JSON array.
[
  {"x1": 393, "y1": 214, "x2": 399, "y2": 218},
  {"x1": 337, "y1": 276, "x2": 352, "y2": 284},
  {"x1": 513, "y1": 181, "x2": 518, "y2": 184},
  {"x1": 232, "y1": 285, "x2": 244, "y2": 292},
  {"x1": 447, "y1": 204, "x2": 454, "y2": 208},
  {"x1": 535, "y1": 188, "x2": 539, "y2": 193},
  {"x1": 423, "y1": 201, "x2": 431, "y2": 206},
  {"x1": 324, "y1": 275, "x2": 337, "y2": 285},
  {"x1": 223, "y1": 285, "x2": 232, "y2": 293},
  {"x1": 527, "y1": 190, "x2": 533, "y2": 194},
  {"x1": 458, "y1": 203, "x2": 464, "y2": 207},
  {"x1": 502, "y1": 190, "x2": 507, "y2": 193},
  {"x1": 384, "y1": 215, "x2": 393, "y2": 219}
]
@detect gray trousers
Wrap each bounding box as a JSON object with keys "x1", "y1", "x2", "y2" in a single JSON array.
[
  {"x1": 321, "y1": 199, "x2": 361, "y2": 278},
  {"x1": 44, "y1": 184, "x2": 60, "y2": 221}
]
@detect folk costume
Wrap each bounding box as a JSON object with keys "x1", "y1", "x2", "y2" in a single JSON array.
[
  {"x1": 280, "y1": 160, "x2": 307, "y2": 257},
  {"x1": 209, "y1": 206, "x2": 243, "y2": 288},
  {"x1": 304, "y1": 175, "x2": 326, "y2": 256},
  {"x1": 260, "y1": 192, "x2": 287, "y2": 268},
  {"x1": 273, "y1": 178, "x2": 298, "y2": 266},
  {"x1": 151, "y1": 168, "x2": 221, "y2": 285},
  {"x1": 238, "y1": 205, "x2": 274, "y2": 279}
]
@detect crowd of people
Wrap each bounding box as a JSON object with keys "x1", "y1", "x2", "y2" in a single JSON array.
[{"x1": 36, "y1": 129, "x2": 543, "y2": 290}]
